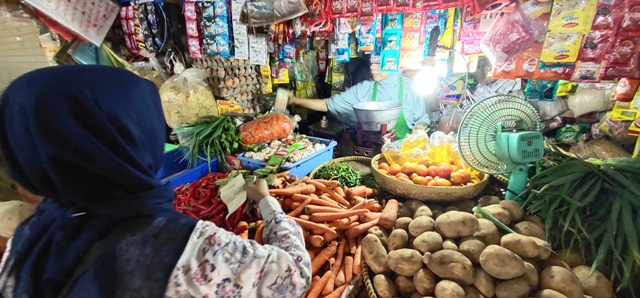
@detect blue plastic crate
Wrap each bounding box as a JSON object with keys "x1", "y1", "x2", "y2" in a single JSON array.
[
  {"x1": 156, "y1": 148, "x2": 218, "y2": 188},
  {"x1": 237, "y1": 137, "x2": 337, "y2": 178}
]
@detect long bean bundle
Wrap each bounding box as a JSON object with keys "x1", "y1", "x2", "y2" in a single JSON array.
[
  {"x1": 183, "y1": 116, "x2": 241, "y2": 168},
  {"x1": 524, "y1": 157, "x2": 640, "y2": 291}
]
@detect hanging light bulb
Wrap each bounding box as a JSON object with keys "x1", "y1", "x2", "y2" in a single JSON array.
[{"x1": 413, "y1": 56, "x2": 440, "y2": 96}]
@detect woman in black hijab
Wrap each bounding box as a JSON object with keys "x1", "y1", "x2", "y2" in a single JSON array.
[{"x1": 0, "y1": 65, "x2": 311, "y2": 298}]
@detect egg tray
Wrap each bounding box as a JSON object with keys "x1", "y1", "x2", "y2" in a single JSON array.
[
  {"x1": 210, "y1": 84, "x2": 260, "y2": 99},
  {"x1": 192, "y1": 57, "x2": 253, "y2": 68},
  {"x1": 207, "y1": 74, "x2": 260, "y2": 88}
]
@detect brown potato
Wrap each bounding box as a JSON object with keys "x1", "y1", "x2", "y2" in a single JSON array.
[
  {"x1": 429, "y1": 204, "x2": 445, "y2": 213},
  {"x1": 524, "y1": 214, "x2": 545, "y2": 229},
  {"x1": 388, "y1": 229, "x2": 409, "y2": 251},
  {"x1": 373, "y1": 274, "x2": 398, "y2": 298},
  {"x1": 414, "y1": 268, "x2": 437, "y2": 296},
  {"x1": 459, "y1": 237, "x2": 486, "y2": 263},
  {"x1": 480, "y1": 205, "x2": 512, "y2": 226},
  {"x1": 478, "y1": 195, "x2": 501, "y2": 207},
  {"x1": 423, "y1": 250, "x2": 474, "y2": 285},
  {"x1": 495, "y1": 277, "x2": 530, "y2": 298},
  {"x1": 479, "y1": 245, "x2": 526, "y2": 280},
  {"x1": 513, "y1": 221, "x2": 546, "y2": 240},
  {"x1": 443, "y1": 239, "x2": 459, "y2": 251},
  {"x1": 452, "y1": 199, "x2": 476, "y2": 213},
  {"x1": 445, "y1": 206, "x2": 460, "y2": 212},
  {"x1": 435, "y1": 211, "x2": 480, "y2": 239},
  {"x1": 523, "y1": 261, "x2": 539, "y2": 289},
  {"x1": 404, "y1": 199, "x2": 427, "y2": 214},
  {"x1": 571, "y1": 265, "x2": 614, "y2": 298},
  {"x1": 395, "y1": 275, "x2": 417, "y2": 296},
  {"x1": 395, "y1": 217, "x2": 413, "y2": 231},
  {"x1": 540, "y1": 266, "x2": 584, "y2": 298},
  {"x1": 558, "y1": 249, "x2": 585, "y2": 268},
  {"x1": 434, "y1": 280, "x2": 465, "y2": 298},
  {"x1": 362, "y1": 234, "x2": 391, "y2": 274},
  {"x1": 501, "y1": 233, "x2": 539, "y2": 258},
  {"x1": 368, "y1": 226, "x2": 390, "y2": 248},
  {"x1": 410, "y1": 292, "x2": 424, "y2": 298},
  {"x1": 473, "y1": 267, "x2": 495, "y2": 297},
  {"x1": 536, "y1": 289, "x2": 569, "y2": 298},
  {"x1": 398, "y1": 202, "x2": 413, "y2": 218},
  {"x1": 473, "y1": 218, "x2": 501, "y2": 246},
  {"x1": 463, "y1": 286, "x2": 484, "y2": 298},
  {"x1": 388, "y1": 249, "x2": 423, "y2": 276},
  {"x1": 542, "y1": 254, "x2": 572, "y2": 271},
  {"x1": 413, "y1": 231, "x2": 444, "y2": 254},
  {"x1": 532, "y1": 237, "x2": 552, "y2": 261},
  {"x1": 409, "y1": 216, "x2": 436, "y2": 237},
  {"x1": 499, "y1": 200, "x2": 524, "y2": 221},
  {"x1": 414, "y1": 205, "x2": 433, "y2": 218}
]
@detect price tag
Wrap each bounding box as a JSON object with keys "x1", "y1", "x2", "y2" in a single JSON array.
[{"x1": 220, "y1": 174, "x2": 247, "y2": 218}]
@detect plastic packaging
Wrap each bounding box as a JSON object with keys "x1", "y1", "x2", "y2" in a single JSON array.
[
  {"x1": 530, "y1": 98, "x2": 569, "y2": 120},
  {"x1": 241, "y1": 0, "x2": 308, "y2": 26},
  {"x1": 438, "y1": 105, "x2": 464, "y2": 134},
  {"x1": 567, "y1": 84, "x2": 613, "y2": 117},
  {"x1": 598, "y1": 113, "x2": 637, "y2": 144},
  {"x1": 480, "y1": 6, "x2": 546, "y2": 64},
  {"x1": 239, "y1": 112, "x2": 297, "y2": 145},
  {"x1": 427, "y1": 131, "x2": 457, "y2": 164},
  {"x1": 159, "y1": 65, "x2": 218, "y2": 128},
  {"x1": 570, "y1": 138, "x2": 632, "y2": 159},
  {"x1": 611, "y1": 78, "x2": 640, "y2": 102}
]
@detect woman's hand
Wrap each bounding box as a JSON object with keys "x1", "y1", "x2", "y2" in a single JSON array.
[
  {"x1": 412, "y1": 123, "x2": 429, "y2": 133},
  {"x1": 287, "y1": 91, "x2": 298, "y2": 106},
  {"x1": 244, "y1": 179, "x2": 270, "y2": 203}
]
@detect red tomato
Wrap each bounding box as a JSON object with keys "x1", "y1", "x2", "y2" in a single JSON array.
[
  {"x1": 427, "y1": 165, "x2": 439, "y2": 177},
  {"x1": 437, "y1": 164, "x2": 453, "y2": 179},
  {"x1": 416, "y1": 164, "x2": 429, "y2": 177}
]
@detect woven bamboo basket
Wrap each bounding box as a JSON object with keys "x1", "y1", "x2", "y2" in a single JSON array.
[
  {"x1": 371, "y1": 154, "x2": 489, "y2": 202},
  {"x1": 309, "y1": 156, "x2": 373, "y2": 179},
  {"x1": 362, "y1": 261, "x2": 377, "y2": 298}
]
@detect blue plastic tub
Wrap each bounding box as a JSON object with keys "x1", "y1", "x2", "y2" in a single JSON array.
[
  {"x1": 156, "y1": 148, "x2": 218, "y2": 188},
  {"x1": 237, "y1": 137, "x2": 337, "y2": 178}
]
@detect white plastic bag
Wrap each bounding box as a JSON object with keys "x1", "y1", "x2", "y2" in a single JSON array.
[
  {"x1": 567, "y1": 84, "x2": 613, "y2": 117},
  {"x1": 159, "y1": 64, "x2": 218, "y2": 128}
]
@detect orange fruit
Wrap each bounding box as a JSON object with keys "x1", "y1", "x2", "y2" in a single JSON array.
[
  {"x1": 427, "y1": 179, "x2": 437, "y2": 186},
  {"x1": 410, "y1": 173, "x2": 420, "y2": 180},
  {"x1": 412, "y1": 175, "x2": 422, "y2": 184},
  {"x1": 379, "y1": 169, "x2": 389, "y2": 175},
  {"x1": 388, "y1": 164, "x2": 402, "y2": 175},
  {"x1": 427, "y1": 165, "x2": 439, "y2": 177},
  {"x1": 417, "y1": 158, "x2": 431, "y2": 166},
  {"x1": 398, "y1": 177, "x2": 414, "y2": 184},
  {"x1": 401, "y1": 162, "x2": 417, "y2": 175},
  {"x1": 415, "y1": 164, "x2": 429, "y2": 177},
  {"x1": 437, "y1": 164, "x2": 453, "y2": 179},
  {"x1": 437, "y1": 178, "x2": 452, "y2": 187},
  {"x1": 379, "y1": 162, "x2": 390, "y2": 171},
  {"x1": 396, "y1": 173, "x2": 410, "y2": 180}
]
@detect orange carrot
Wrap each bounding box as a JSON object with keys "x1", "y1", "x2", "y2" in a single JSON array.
[
  {"x1": 269, "y1": 184, "x2": 316, "y2": 196},
  {"x1": 350, "y1": 199, "x2": 376, "y2": 210},
  {"x1": 276, "y1": 170, "x2": 290, "y2": 178},
  {"x1": 325, "y1": 284, "x2": 348, "y2": 298},
  {"x1": 346, "y1": 186, "x2": 377, "y2": 199},
  {"x1": 335, "y1": 186, "x2": 346, "y2": 197},
  {"x1": 291, "y1": 202, "x2": 301, "y2": 210},
  {"x1": 311, "y1": 228, "x2": 325, "y2": 235},
  {"x1": 309, "y1": 209, "x2": 369, "y2": 223},
  {"x1": 306, "y1": 275, "x2": 321, "y2": 298},
  {"x1": 344, "y1": 256, "x2": 353, "y2": 285},
  {"x1": 292, "y1": 194, "x2": 340, "y2": 208},
  {"x1": 237, "y1": 221, "x2": 249, "y2": 239},
  {"x1": 305, "y1": 205, "x2": 345, "y2": 215},
  {"x1": 350, "y1": 196, "x2": 366, "y2": 206},
  {"x1": 308, "y1": 249, "x2": 316, "y2": 260},
  {"x1": 335, "y1": 266, "x2": 346, "y2": 287},
  {"x1": 332, "y1": 239, "x2": 347, "y2": 278},
  {"x1": 329, "y1": 221, "x2": 359, "y2": 230},
  {"x1": 287, "y1": 198, "x2": 313, "y2": 217},
  {"x1": 308, "y1": 180, "x2": 351, "y2": 207},
  {"x1": 360, "y1": 212, "x2": 381, "y2": 223},
  {"x1": 290, "y1": 217, "x2": 338, "y2": 237},
  {"x1": 322, "y1": 274, "x2": 336, "y2": 296},
  {"x1": 309, "y1": 235, "x2": 325, "y2": 248},
  {"x1": 287, "y1": 176, "x2": 309, "y2": 188},
  {"x1": 348, "y1": 237, "x2": 357, "y2": 254},
  {"x1": 255, "y1": 220, "x2": 264, "y2": 244},
  {"x1": 368, "y1": 203, "x2": 382, "y2": 212},
  {"x1": 379, "y1": 199, "x2": 399, "y2": 230},
  {"x1": 323, "y1": 230, "x2": 339, "y2": 242},
  {"x1": 330, "y1": 215, "x2": 359, "y2": 226},
  {"x1": 345, "y1": 218, "x2": 379, "y2": 238},
  {"x1": 299, "y1": 214, "x2": 310, "y2": 221},
  {"x1": 315, "y1": 179, "x2": 340, "y2": 188},
  {"x1": 311, "y1": 241, "x2": 339, "y2": 276},
  {"x1": 284, "y1": 197, "x2": 294, "y2": 209},
  {"x1": 307, "y1": 270, "x2": 332, "y2": 298},
  {"x1": 353, "y1": 236, "x2": 362, "y2": 274}
]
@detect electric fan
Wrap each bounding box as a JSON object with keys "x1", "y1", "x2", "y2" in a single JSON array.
[{"x1": 457, "y1": 95, "x2": 545, "y2": 201}]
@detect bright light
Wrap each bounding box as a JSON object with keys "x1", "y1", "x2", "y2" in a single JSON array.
[{"x1": 413, "y1": 66, "x2": 440, "y2": 96}]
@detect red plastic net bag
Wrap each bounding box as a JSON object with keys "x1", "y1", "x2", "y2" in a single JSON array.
[{"x1": 239, "y1": 113, "x2": 296, "y2": 145}]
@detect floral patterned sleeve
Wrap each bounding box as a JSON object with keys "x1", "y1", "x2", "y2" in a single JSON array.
[{"x1": 165, "y1": 196, "x2": 312, "y2": 298}]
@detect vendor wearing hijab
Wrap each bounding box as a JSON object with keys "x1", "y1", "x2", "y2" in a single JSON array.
[
  {"x1": 289, "y1": 62, "x2": 430, "y2": 139},
  {"x1": 0, "y1": 65, "x2": 311, "y2": 297}
]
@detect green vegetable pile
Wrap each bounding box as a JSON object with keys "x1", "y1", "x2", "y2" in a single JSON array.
[
  {"x1": 524, "y1": 157, "x2": 640, "y2": 291},
  {"x1": 182, "y1": 117, "x2": 241, "y2": 168},
  {"x1": 314, "y1": 162, "x2": 362, "y2": 188}
]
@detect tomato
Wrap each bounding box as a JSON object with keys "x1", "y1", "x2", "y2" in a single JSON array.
[
  {"x1": 379, "y1": 162, "x2": 390, "y2": 171},
  {"x1": 396, "y1": 173, "x2": 411, "y2": 180},
  {"x1": 388, "y1": 175, "x2": 398, "y2": 180},
  {"x1": 398, "y1": 177, "x2": 414, "y2": 184},
  {"x1": 415, "y1": 164, "x2": 429, "y2": 177},
  {"x1": 427, "y1": 165, "x2": 439, "y2": 177},
  {"x1": 401, "y1": 162, "x2": 417, "y2": 175},
  {"x1": 418, "y1": 177, "x2": 430, "y2": 186},
  {"x1": 410, "y1": 173, "x2": 420, "y2": 180},
  {"x1": 424, "y1": 176, "x2": 434, "y2": 183},
  {"x1": 417, "y1": 158, "x2": 431, "y2": 166},
  {"x1": 427, "y1": 179, "x2": 438, "y2": 186},
  {"x1": 451, "y1": 171, "x2": 471, "y2": 185},
  {"x1": 389, "y1": 164, "x2": 402, "y2": 175},
  {"x1": 412, "y1": 175, "x2": 422, "y2": 184},
  {"x1": 437, "y1": 178, "x2": 452, "y2": 186},
  {"x1": 378, "y1": 169, "x2": 389, "y2": 175},
  {"x1": 437, "y1": 164, "x2": 453, "y2": 179}
]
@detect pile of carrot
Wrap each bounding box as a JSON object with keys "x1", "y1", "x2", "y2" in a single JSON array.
[{"x1": 270, "y1": 178, "x2": 381, "y2": 298}]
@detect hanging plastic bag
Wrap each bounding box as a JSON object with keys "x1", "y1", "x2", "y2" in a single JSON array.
[
  {"x1": 239, "y1": 112, "x2": 299, "y2": 145},
  {"x1": 567, "y1": 84, "x2": 613, "y2": 117},
  {"x1": 159, "y1": 64, "x2": 218, "y2": 128},
  {"x1": 241, "y1": 0, "x2": 308, "y2": 26},
  {"x1": 480, "y1": 5, "x2": 546, "y2": 64},
  {"x1": 438, "y1": 105, "x2": 464, "y2": 134}
]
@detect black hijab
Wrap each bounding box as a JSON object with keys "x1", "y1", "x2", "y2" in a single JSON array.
[{"x1": 0, "y1": 65, "x2": 196, "y2": 297}]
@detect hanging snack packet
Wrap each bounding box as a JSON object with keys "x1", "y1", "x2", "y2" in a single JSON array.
[
  {"x1": 525, "y1": 80, "x2": 559, "y2": 101},
  {"x1": 358, "y1": 21, "x2": 376, "y2": 52},
  {"x1": 620, "y1": 0, "x2": 640, "y2": 36},
  {"x1": 540, "y1": 32, "x2": 584, "y2": 63},
  {"x1": 396, "y1": 0, "x2": 412, "y2": 9},
  {"x1": 381, "y1": 52, "x2": 400, "y2": 72},
  {"x1": 533, "y1": 64, "x2": 574, "y2": 80},
  {"x1": 576, "y1": 30, "x2": 614, "y2": 62},
  {"x1": 591, "y1": 0, "x2": 625, "y2": 30},
  {"x1": 548, "y1": 0, "x2": 597, "y2": 33},
  {"x1": 572, "y1": 62, "x2": 603, "y2": 82},
  {"x1": 383, "y1": 13, "x2": 403, "y2": 30},
  {"x1": 403, "y1": 12, "x2": 423, "y2": 30},
  {"x1": 345, "y1": 0, "x2": 360, "y2": 16},
  {"x1": 376, "y1": 0, "x2": 395, "y2": 12},
  {"x1": 382, "y1": 31, "x2": 402, "y2": 51},
  {"x1": 607, "y1": 36, "x2": 639, "y2": 68},
  {"x1": 360, "y1": 0, "x2": 376, "y2": 17},
  {"x1": 611, "y1": 78, "x2": 640, "y2": 101},
  {"x1": 330, "y1": 0, "x2": 346, "y2": 17}
]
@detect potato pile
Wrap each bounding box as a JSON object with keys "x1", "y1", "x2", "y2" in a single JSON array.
[{"x1": 362, "y1": 197, "x2": 615, "y2": 298}]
